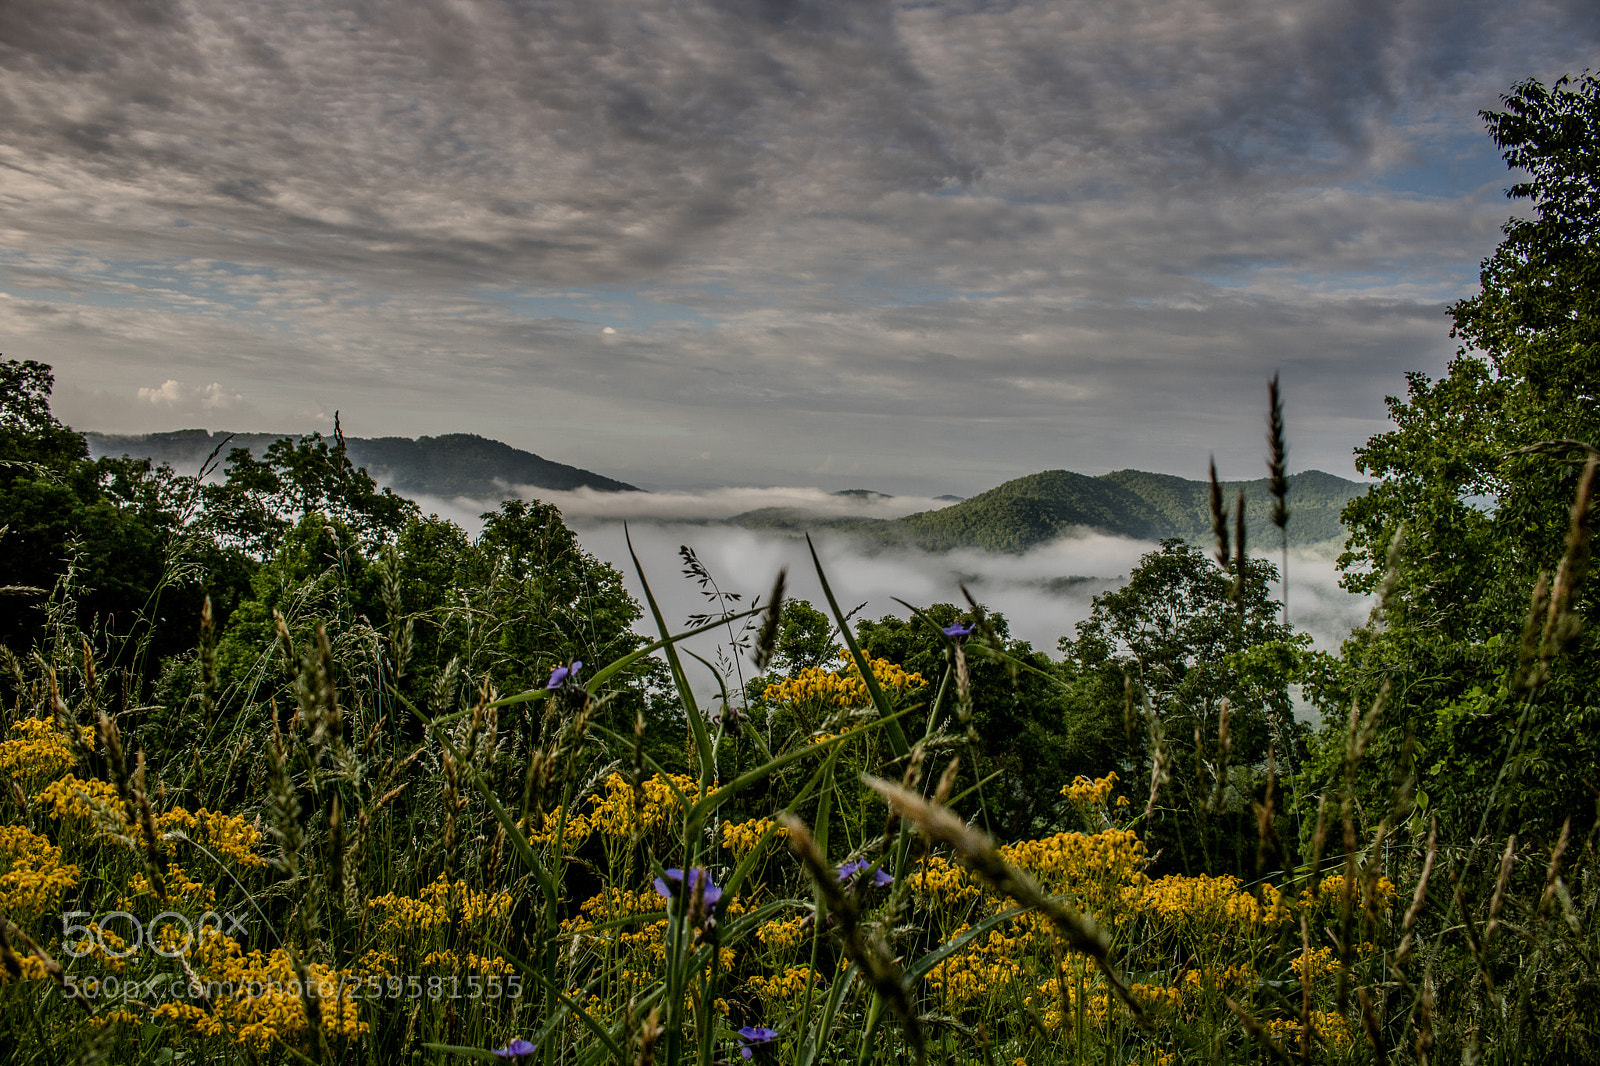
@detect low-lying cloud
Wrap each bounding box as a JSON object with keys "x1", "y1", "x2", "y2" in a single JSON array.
[
  {"x1": 505, "y1": 485, "x2": 957, "y2": 522},
  {"x1": 407, "y1": 488, "x2": 1372, "y2": 684}
]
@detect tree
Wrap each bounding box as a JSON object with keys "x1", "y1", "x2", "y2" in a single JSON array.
[
  {"x1": 199, "y1": 430, "x2": 418, "y2": 557},
  {"x1": 1334, "y1": 72, "x2": 1600, "y2": 841},
  {"x1": 854, "y1": 604, "x2": 1086, "y2": 839},
  {"x1": 0, "y1": 359, "x2": 237, "y2": 665},
  {"x1": 1059, "y1": 539, "x2": 1305, "y2": 874}
]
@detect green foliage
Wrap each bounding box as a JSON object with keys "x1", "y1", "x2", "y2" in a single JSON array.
[
  {"x1": 1059, "y1": 539, "x2": 1306, "y2": 875},
  {"x1": 1334, "y1": 71, "x2": 1600, "y2": 842},
  {"x1": 854, "y1": 605, "x2": 1084, "y2": 840},
  {"x1": 198, "y1": 431, "x2": 419, "y2": 556}
]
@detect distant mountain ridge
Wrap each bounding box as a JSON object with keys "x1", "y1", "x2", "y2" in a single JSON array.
[
  {"x1": 86, "y1": 430, "x2": 1364, "y2": 549},
  {"x1": 733, "y1": 468, "x2": 1364, "y2": 551},
  {"x1": 85, "y1": 429, "x2": 639, "y2": 495}
]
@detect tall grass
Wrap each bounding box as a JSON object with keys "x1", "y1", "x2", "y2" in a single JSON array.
[{"x1": 1, "y1": 461, "x2": 1597, "y2": 1065}]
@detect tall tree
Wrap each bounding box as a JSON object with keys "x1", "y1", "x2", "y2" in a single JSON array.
[{"x1": 1334, "y1": 73, "x2": 1600, "y2": 840}]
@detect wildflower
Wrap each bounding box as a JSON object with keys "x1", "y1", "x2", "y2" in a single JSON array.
[
  {"x1": 942, "y1": 622, "x2": 974, "y2": 639},
  {"x1": 836, "y1": 859, "x2": 892, "y2": 887},
  {"x1": 736, "y1": 1026, "x2": 779, "y2": 1058},
  {"x1": 652, "y1": 867, "x2": 723, "y2": 906},
  {"x1": 546, "y1": 661, "x2": 583, "y2": 689},
  {"x1": 493, "y1": 1038, "x2": 538, "y2": 1060}
]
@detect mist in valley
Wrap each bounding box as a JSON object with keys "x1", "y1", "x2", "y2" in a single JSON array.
[{"x1": 408, "y1": 486, "x2": 1373, "y2": 699}]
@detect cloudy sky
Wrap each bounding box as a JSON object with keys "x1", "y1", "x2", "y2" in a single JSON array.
[{"x1": 3, "y1": 0, "x2": 1597, "y2": 496}]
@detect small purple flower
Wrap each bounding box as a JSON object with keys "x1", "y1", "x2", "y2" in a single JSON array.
[
  {"x1": 651, "y1": 867, "x2": 723, "y2": 906},
  {"x1": 836, "y1": 859, "x2": 892, "y2": 887},
  {"x1": 546, "y1": 660, "x2": 583, "y2": 689},
  {"x1": 493, "y1": 1038, "x2": 537, "y2": 1060},
  {"x1": 737, "y1": 1026, "x2": 779, "y2": 1058},
  {"x1": 942, "y1": 621, "x2": 975, "y2": 639}
]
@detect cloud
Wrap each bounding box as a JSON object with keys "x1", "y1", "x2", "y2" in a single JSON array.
[
  {"x1": 2, "y1": 0, "x2": 1597, "y2": 491},
  {"x1": 572, "y1": 521, "x2": 1371, "y2": 682},
  {"x1": 138, "y1": 379, "x2": 245, "y2": 413},
  {"x1": 404, "y1": 483, "x2": 958, "y2": 522},
  {"x1": 399, "y1": 485, "x2": 1371, "y2": 661}
]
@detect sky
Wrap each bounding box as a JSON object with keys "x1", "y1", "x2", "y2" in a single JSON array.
[{"x1": 4, "y1": 0, "x2": 1599, "y2": 497}]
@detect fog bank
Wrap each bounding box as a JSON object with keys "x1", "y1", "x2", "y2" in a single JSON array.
[{"x1": 407, "y1": 488, "x2": 1371, "y2": 683}]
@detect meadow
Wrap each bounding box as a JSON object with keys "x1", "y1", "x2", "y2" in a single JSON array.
[{"x1": 0, "y1": 417, "x2": 1595, "y2": 1064}]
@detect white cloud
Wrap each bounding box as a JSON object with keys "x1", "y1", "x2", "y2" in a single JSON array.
[
  {"x1": 571, "y1": 521, "x2": 1372, "y2": 675},
  {"x1": 398, "y1": 486, "x2": 1371, "y2": 661},
  {"x1": 137, "y1": 379, "x2": 245, "y2": 413}
]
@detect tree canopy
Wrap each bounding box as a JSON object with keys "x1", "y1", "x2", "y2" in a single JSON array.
[{"x1": 1334, "y1": 72, "x2": 1600, "y2": 841}]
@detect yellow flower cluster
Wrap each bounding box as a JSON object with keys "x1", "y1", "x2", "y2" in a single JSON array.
[
  {"x1": 576, "y1": 888, "x2": 667, "y2": 923},
  {"x1": 70, "y1": 922, "x2": 131, "y2": 975},
  {"x1": 617, "y1": 920, "x2": 669, "y2": 972},
  {"x1": 0, "y1": 717, "x2": 93, "y2": 790},
  {"x1": 587, "y1": 773, "x2": 700, "y2": 839},
  {"x1": 522, "y1": 807, "x2": 593, "y2": 848},
  {"x1": 924, "y1": 918, "x2": 1045, "y2": 1005},
  {"x1": 156, "y1": 808, "x2": 267, "y2": 868},
  {"x1": 1128, "y1": 875, "x2": 1289, "y2": 930},
  {"x1": 763, "y1": 654, "x2": 925, "y2": 710},
  {"x1": 421, "y1": 949, "x2": 514, "y2": 976},
  {"x1": 1130, "y1": 984, "x2": 1184, "y2": 1015},
  {"x1": 369, "y1": 875, "x2": 511, "y2": 935},
  {"x1": 1061, "y1": 771, "x2": 1119, "y2": 807},
  {"x1": 33, "y1": 777, "x2": 263, "y2": 869},
  {"x1": 0, "y1": 824, "x2": 80, "y2": 918},
  {"x1": 34, "y1": 774, "x2": 128, "y2": 835},
  {"x1": 0, "y1": 953, "x2": 51, "y2": 985},
  {"x1": 909, "y1": 855, "x2": 984, "y2": 909},
  {"x1": 129, "y1": 865, "x2": 217, "y2": 909},
  {"x1": 928, "y1": 950, "x2": 1023, "y2": 1003},
  {"x1": 756, "y1": 915, "x2": 808, "y2": 952},
  {"x1": 722, "y1": 817, "x2": 782, "y2": 855},
  {"x1": 1001, "y1": 828, "x2": 1148, "y2": 906},
  {"x1": 1265, "y1": 1010, "x2": 1354, "y2": 1051},
  {"x1": 1182, "y1": 964, "x2": 1257, "y2": 994},
  {"x1": 154, "y1": 929, "x2": 367, "y2": 1051},
  {"x1": 1293, "y1": 946, "x2": 1342, "y2": 981},
  {"x1": 88, "y1": 1007, "x2": 141, "y2": 1029},
  {"x1": 1027, "y1": 977, "x2": 1108, "y2": 1028},
  {"x1": 748, "y1": 965, "x2": 819, "y2": 1001},
  {"x1": 1304, "y1": 873, "x2": 1398, "y2": 910}
]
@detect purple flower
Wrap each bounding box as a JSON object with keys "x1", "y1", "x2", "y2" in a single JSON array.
[
  {"x1": 546, "y1": 660, "x2": 583, "y2": 689},
  {"x1": 942, "y1": 622, "x2": 975, "y2": 639},
  {"x1": 493, "y1": 1038, "x2": 537, "y2": 1060},
  {"x1": 836, "y1": 859, "x2": 893, "y2": 887},
  {"x1": 737, "y1": 1026, "x2": 779, "y2": 1058},
  {"x1": 651, "y1": 867, "x2": 723, "y2": 906}
]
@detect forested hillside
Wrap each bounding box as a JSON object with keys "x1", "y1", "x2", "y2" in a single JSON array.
[
  {"x1": 735, "y1": 467, "x2": 1364, "y2": 550},
  {"x1": 87, "y1": 428, "x2": 639, "y2": 496}
]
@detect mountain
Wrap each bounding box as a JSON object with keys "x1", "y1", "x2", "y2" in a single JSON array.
[
  {"x1": 85, "y1": 430, "x2": 639, "y2": 496},
  {"x1": 732, "y1": 468, "x2": 1365, "y2": 551}
]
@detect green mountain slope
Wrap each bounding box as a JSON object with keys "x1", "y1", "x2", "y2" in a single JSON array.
[
  {"x1": 86, "y1": 430, "x2": 639, "y2": 495},
  {"x1": 732, "y1": 468, "x2": 1365, "y2": 551}
]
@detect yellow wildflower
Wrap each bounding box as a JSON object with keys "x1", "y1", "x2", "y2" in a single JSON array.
[
  {"x1": 0, "y1": 824, "x2": 80, "y2": 918},
  {"x1": 0, "y1": 717, "x2": 92, "y2": 790}
]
